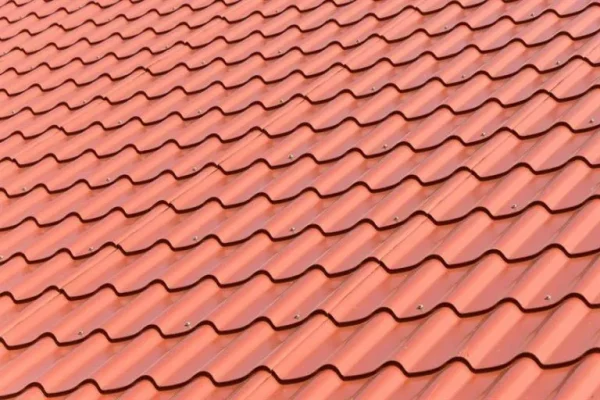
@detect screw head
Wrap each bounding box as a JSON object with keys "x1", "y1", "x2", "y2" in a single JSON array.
[
  {"x1": 371, "y1": 86, "x2": 376, "y2": 92},
  {"x1": 21, "y1": 186, "x2": 26, "y2": 192},
  {"x1": 277, "y1": 50, "x2": 282, "y2": 54},
  {"x1": 382, "y1": 144, "x2": 388, "y2": 149},
  {"x1": 0, "y1": 256, "x2": 4, "y2": 260},
  {"x1": 511, "y1": 204, "x2": 517, "y2": 209},
  {"x1": 200, "y1": 60, "x2": 205, "y2": 66},
  {"x1": 78, "y1": 331, "x2": 84, "y2": 336},
  {"x1": 82, "y1": 100, "x2": 87, "y2": 104},
  {"x1": 290, "y1": 227, "x2": 296, "y2": 232},
  {"x1": 544, "y1": 294, "x2": 552, "y2": 301},
  {"x1": 416, "y1": 304, "x2": 424, "y2": 310},
  {"x1": 279, "y1": 99, "x2": 284, "y2": 104},
  {"x1": 555, "y1": 60, "x2": 560, "y2": 65},
  {"x1": 590, "y1": 118, "x2": 595, "y2": 124},
  {"x1": 481, "y1": 131, "x2": 486, "y2": 137},
  {"x1": 356, "y1": 39, "x2": 360, "y2": 44},
  {"x1": 288, "y1": 154, "x2": 294, "y2": 160},
  {"x1": 96, "y1": 55, "x2": 100, "y2": 60},
  {"x1": 393, "y1": 216, "x2": 399, "y2": 221},
  {"x1": 11, "y1": 110, "x2": 15, "y2": 115},
  {"x1": 184, "y1": 321, "x2": 191, "y2": 327},
  {"x1": 192, "y1": 166, "x2": 198, "y2": 172},
  {"x1": 461, "y1": 74, "x2": 466, "y2": 79},
  {"x1": 530, "y1": 12, "x2": 535, "y2": 17},
  {"x1": 197, "y1": 109, "x2": 202, "y2": 114},
  {"x1": 443, "y1": 25, "x2": 448, "y2": 30},
  {"x1": 118, "y1": 120, "x2": 123, "y2": 125},
  {"x1": 294, "y1": 314, "x2": 300, "y2": 320},
  {"x1": 89, "y1": 246, "x2": 94, "y2": 251},
  {"x1": 192, "y1": 236, "x2": 198, "y2": 242},
  {"x1": 105, "y1": 177, "x2": 111, "y2": 182}
]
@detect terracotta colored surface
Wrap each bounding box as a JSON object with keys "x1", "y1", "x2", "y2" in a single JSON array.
[{"x1": 2, "y1": 0, "x2": 600, "y2": 398}]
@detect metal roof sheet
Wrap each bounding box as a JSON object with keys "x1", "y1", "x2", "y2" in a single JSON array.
[{"x1": 2, "y1": 0, "x2": 600, "y2": 398}]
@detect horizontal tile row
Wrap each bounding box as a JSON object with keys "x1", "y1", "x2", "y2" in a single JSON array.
[
  {"x1": 0, "y1": 146, "x2": 598, "y2": 230},
  {"x1": 0, "y1": 119, "x2": 598, "y2": 210},
  {"x1": 3, "y1": 19, "x2": 594, "y2": 99},
  {"x1": 15, "y1": 354, "x2": 600, "y2": 400},
  {"x1": 4, "y1": 52, "x2": 600, "y2": 126},
  {"x1": 2, "y1": 245, "x2": 600, "y2": 346},
  {"x1": 0, "y1": 190, "x2": 599, "y2": 278},
  {"x1": 0, "y1": 298, "x2": 598, "y2": 396}
]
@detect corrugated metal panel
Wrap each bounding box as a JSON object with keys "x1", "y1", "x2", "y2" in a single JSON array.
[{"x1": 1, "y1": 0, "x2": 600, "y2": 398}]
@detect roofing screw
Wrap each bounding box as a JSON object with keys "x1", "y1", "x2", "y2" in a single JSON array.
[
  {"x1": 77, "y1": 331, "x2": 84, "y2": 336},
  {"x1": 544, "y1": 294, "x2": 552, "y2": 301},
  {"x1": 290, "y1": 227, "x2": 296, "y2": 232},
  {"x1": 555, "y1": 60, "x2": 560, "y2": 65},
  {"x1": 96, "y1": 55, "x2": 101, "y2": 60},
  {"x1": 461, "y1": 74, "x2": 465, "y2": 79},
  {"x1": 288, "y1": 154, "x2": 294, "y2": 160},
  {"x1": 184, "y1": 321, "x2": 191, "y2": 327},
  {"x1": 88, "y1": 246, "x2": 94, "y2": 251},
  {"x1": 443, "y1": 25, "x2": 448, "y2": 30},
  {"x1": 192, "y1": 166, "x2": 198, "y2": 172},
  {"x1": 382, "y1": 143, "x2": 388, "y2": 149},
  {"x1": 590, "y1": 118, "x2": 595, "y2": 124},
  {"x1": 200, "y1": 60, "x2": 205, "y2": 66},
  {"x1": 356, "y1": 39, "x2": 360, "y2": 44},
  {"x1": 0, "y1": 256, "x2": 3, "y2": 260},
  {"x1": 192, "y1": 236, "x2": 198, "y2": 242},
  {"x1": 393, "y1": 216, "x2": 399, "y2": 222},
  {"x1": 279, "y1": 99, "x2": 284, "y2": 104},
  {"x1": 511, "y1": 204, "x2": 517, "y2": 209},
  {"x1": 172, "y1": 6, "x2": 176, "y2": 10},
  {"x1": 530, "y1": 12, "x2": 535, "y2": 17},
  {"x1": 21, "y1": 186, "x2": 26, "y2": 192},
  {"x1": 197, "y1": 109, "x2": 202, "y2": 114},
  {"x1": 118, "y1": 120, "x2": 123, "y2": 125},
  {"x1": 277, "y1": 50, "x2": 282, "y2": 54},
  {"x1": 105, "y1": 177, "x2": 111, "y2": 183},
  {"x1": 481, "y1": 131, "x2": 486, "y2": 137},
  {"x1": 11, "y1": 110, "x2": 15, "y2": 115},
  {"x1": 416, "y1": 304, "x2": 424, "y2": 311},
  {"x1": 371, "y1": 86, "x2": 376, "y2": 92},
  {"x1": 294, "y1": 314, "x2": 300, "y2": 320}
]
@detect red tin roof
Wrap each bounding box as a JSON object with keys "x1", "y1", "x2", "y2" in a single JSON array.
[{"x1": 2, "y1": 0, "x2": 600, "y2": 398}]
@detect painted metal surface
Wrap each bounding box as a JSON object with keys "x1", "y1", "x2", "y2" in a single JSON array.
[{"x1": 1, "y1": 0, "x2": 600, "y2": 398}]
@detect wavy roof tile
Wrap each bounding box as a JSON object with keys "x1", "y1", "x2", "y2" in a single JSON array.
[{"x1": 1, "y1": 0, "x2": 600, "y2": 398}]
